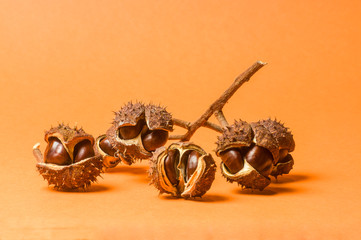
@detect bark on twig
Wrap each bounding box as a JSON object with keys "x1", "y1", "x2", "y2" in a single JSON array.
[
  {"x1": 214, "y1": 110, "x2": 229, "y2": 129},
  {"x1": 176, "y1": 61, "x2": 266, "y2": 141},
  {"x1": 172, "y1": 118, "x2": 223, "y2": 133}
]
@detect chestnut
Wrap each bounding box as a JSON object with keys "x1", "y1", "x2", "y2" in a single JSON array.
[
  {"x1": 186, "y1": 150, "x2": 200, "y2": 181},
  {"x1": 99, "y1": 137, "x2": 116, "y2": 157},
  {"x1": 164, "y1": 149, "x2": 180, "y2": 186},
  {"x1": 220, "y1": 148, "x2": 244, "y2": 174},
  {"x1": 73, "y1": 140, "x2": 95, "y2": 163},
  {"x1": 44, "y1": 137, "x2": 71, "y2": 165},
  {"x1": 142, "y1": 130, "x2": 169, "y2": 152},
  {"x1": 118, "y1": 119, "x2": 145, "y2": 140},
  {"x1": 245, "y1": 145, "x2": 273, "y2": 177}
]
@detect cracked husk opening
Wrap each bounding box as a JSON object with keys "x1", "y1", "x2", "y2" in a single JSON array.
[
  {"x1": 270, "y1": 156, "x2": 294, "y2": 178},
  {"x1": 37, "y1": 156, "x2": 103, "y2": 191},
  {"x1": 150, "y1": 142, "x2": 216, "y2": 198},
  {"x1": 221, "y1": 160, "x2": 271, "y2": 190}
]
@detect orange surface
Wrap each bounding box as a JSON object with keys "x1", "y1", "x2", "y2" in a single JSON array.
[{"x1": 1, "y1": 1, "x2": 360, "y2": 239}]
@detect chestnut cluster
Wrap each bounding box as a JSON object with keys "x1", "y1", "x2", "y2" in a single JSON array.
[
  {"x1": 216, "y1": 119, "x2": 295, "y2": 190},
  {"x1": 96, "y1": 102, "x2": 173, "y2": 167},
  {"x1": 45, "y1": 138, "x2": 95, "y2": 165},
  {"x1": 33, "y1": 124, "x2": 103, "y2": 190},
  {"x1": 33, "y1": 62, "x2": 296, "y2": 196}
]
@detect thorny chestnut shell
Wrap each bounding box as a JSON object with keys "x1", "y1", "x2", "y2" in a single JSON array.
[
  {"x1": 149, "y1": 142, "x2": 216, "y2": 199},
  {"x1": 33, "y1": 124, "x2": 103, "y2": 191},
  {"x1": 106, "y1": 102, "x2": 173, "y2": 166},
  {"x1": 216, "y1": 119, "x2": 295, "y2": 190},
  {"x1": 257, "y1": 119, "x2": 295, "y2": 177}
]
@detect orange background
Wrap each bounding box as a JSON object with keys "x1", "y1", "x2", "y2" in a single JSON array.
[{"x1": 1, "y1": 0, "x2": 360, "y2": 239}]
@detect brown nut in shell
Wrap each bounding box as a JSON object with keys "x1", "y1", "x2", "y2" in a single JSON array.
[
  {"x1": 95, "y1": 134, "x2": 122, "y2": 169},
  {"x1": 257, "y1": 119, "x2": 295, "y2": 177},
  {"x1": 106, "y1": 102, "x2": 173, "y2": 166},
  {"x1": 149, "y1": 142, "x2": 216, "y2": 199},
  {"x1": 33, "y1": 124, "x2": 103, "y2": 191},
  {"x1": 216, "y1": 120, "x2": 278, "y2": 190}
]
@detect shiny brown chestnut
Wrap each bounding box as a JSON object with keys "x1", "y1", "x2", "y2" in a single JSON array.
[
  {"x1": 219, "y1": 148, "x2": 244, "y2": 174},
  {"x1": 95, "y1": 134, "x2": 122, "y2": 168},
  {"x1": 164, "y1": 149, "x2": 200, "y2": 184},
  {"x1": 73, "y1": 140, "x2": 95, "y2": 163},
  {"x1": 164, "y1": 149, "x2": 180, "y2": 186},
  {"x1": 186, "y1": 150, "x2": 200, "y2": 181},
  {"x1": 99, "y1": 137, "x2": 116, "y2": 157},
  {"x1": 244, "y1": 145, "x2": 273, "y2": 177},
  {"x1": 118, "y1": 119, "x2": 145, "y2": 140},
  {"x1": 142, "y1": 130, "x2": 169, "y2": 152},
  {"x1": 44, "y1": 137, "x2": 72, "y2": 165},
  {"x1": 220, "y1": 146, "x2": 273, "y2": 177}
]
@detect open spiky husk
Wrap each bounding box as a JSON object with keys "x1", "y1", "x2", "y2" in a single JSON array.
[
  {"x1": 36, "y1": 124, "x2": 103, "y2": 191},
  {"x1": 106, "y1": 102, "x2": 173, "y2": 165},
  {"x1": 37, "y1": 156, "x2": 103, "y2": 191},
  {"x1": 215, "y1": 120, "x2": 280, "y2": 190},
  {"x1": 149, "y1": 142, "x2": 216, "y2": 199},
  {"x1": 220, "y1": 161, "x2": 271, "y2": 190}
]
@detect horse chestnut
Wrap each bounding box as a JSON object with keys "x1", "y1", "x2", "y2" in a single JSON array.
[
  {"x1": 95, "y1": 134, "x2": 121, "y2": 168},
  {"x1": 216, "y1": 119, "x2": 295, "y2": 190},
  {"x1": 105, "y1": 102, "x2": 173, "y2": 165},
  {"x1": 44, "y1": 137, "x2": 72, "y2": 165},
  {"x1": 142, "y1": 130, "x2": 169, "y2": 152},
  {"x1": 33, "y1": 124, "x2": 103, "y2": 191},
  {"x1": 149, "y1": 142, "x2": 216, "y2": 199},
  {"x1": 219, "y1": 148, "x2": 244, "y2": 174},
  {"x1": 216, "y1": 120, "x2": 278, "y2": 190},
  {"x1": 257, "y1": 119, "x2": 295, "y2": 177},
  {"x1": 73, "y1": 140, "x2": 95, "y2": 163}
]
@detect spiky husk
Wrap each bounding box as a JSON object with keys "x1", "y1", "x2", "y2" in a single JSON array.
[
  {"x1": 149, "y1": 142, "x2": 216, "y2": 199},
  {"x1": 220, "y1": 161, "x2": 271, "y2": 190},
  {"x1": 106, "y1": 102, "x2": 173, "y2": 164},
  {"x1": 37, "y1": 156, "x2": 103, "y2": 191},
  {"x1": 215, "y1": 120, "x2": 253, "y2": 153},
  {"x1": 149, "y1": 147, "x2": 168, "y2": 195},
  {"x1": 270, "y1": 155, "x2": 294, "y2": 178},
  {"x1": 113, "y1": 102, "x2": 145, "y2": 127},
  {"x1": 106, "y1": 125, "x2": 151, "y2": 165},
  {"x1": 250, "y1": 122, "x2": 279, "y2": 163},
  {"x1": 215, "y1": 120, "x2": 280, "y2": 163},
  {"x1": 258, "y1": 119, "x2": 295, "y2": 152},
  {"x1": 182, "y1": 153, "x2": 216, "y2": 199},
  {"x1": 144, "y1": 104, "x2": 173, "y2": 131}
]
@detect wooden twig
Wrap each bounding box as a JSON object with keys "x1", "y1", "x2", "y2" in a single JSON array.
[{"x1": 177, "y1": 61, "x2": 266, "y2": 141}]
